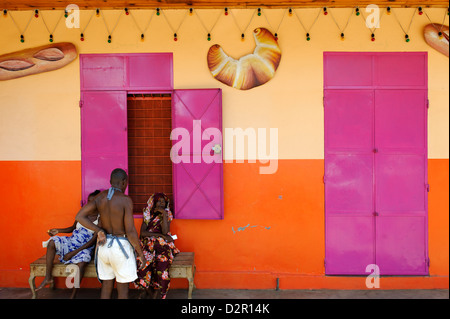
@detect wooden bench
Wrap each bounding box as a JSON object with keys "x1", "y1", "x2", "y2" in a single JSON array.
[{"x1": 29, "y1": 252, "x2": 196, "y2": 299}]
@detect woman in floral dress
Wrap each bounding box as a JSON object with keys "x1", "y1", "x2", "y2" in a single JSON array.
[{"x1": 135, "y1": 193, "x2": 180, "y2": 299}]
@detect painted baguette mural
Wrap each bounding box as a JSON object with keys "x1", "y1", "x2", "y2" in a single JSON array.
[
  {"x1": 0, "y1": 43, "x2": 77, "y2": 81},
  {"x1": 207, "y1": 28, "x2": 281, "y2": 90},
  {"x1": 424, "y1": 24, "x2": 449, "y2": 57}
]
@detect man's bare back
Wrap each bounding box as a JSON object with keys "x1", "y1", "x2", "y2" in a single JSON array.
[
  {"x1": 95, "y1": 190, "x2": 131, "y2": 236},
  {"x1": 76, "y1": 188, "x2": 144, "y2": 261}
]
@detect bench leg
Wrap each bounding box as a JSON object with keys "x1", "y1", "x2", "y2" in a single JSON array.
[
  {"x1": 193, "y1": 265, "x2": 197, "y2": 290},
  {"x1": 187, "y1": 266, "x2": 195, "y2": 299},
  {"x1": 187, "y1": 277, "x2": 194, "y2": 299},
  {"x1": 28, "y1": 272, "x2": 36, "y2": 299}
]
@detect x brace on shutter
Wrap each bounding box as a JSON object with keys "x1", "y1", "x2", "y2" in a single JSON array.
[
  {"x1": 175, "y1": 90, "x2": 221, "y2": 137},
  {"x1": 176, "y1": 161, "x2": 220, "y2": 216}
]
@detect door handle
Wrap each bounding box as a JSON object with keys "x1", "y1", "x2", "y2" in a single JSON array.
[{"x1": 212, "y1": 144, "x2": 222, "y2": 154}]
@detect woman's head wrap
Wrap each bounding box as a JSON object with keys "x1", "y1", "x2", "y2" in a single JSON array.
[{"x1": 143, "y1": 192, "x2": 170, "y2": 224}]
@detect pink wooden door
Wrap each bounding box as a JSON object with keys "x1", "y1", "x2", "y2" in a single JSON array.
[
  {"x1": 324, "y1": 52, "x2": 428, "y2": 275},
  {"x1": 171, "y1": 89, "x2": 223, "y2": 219},
  {"x1": 374, "y1": 90, "x2": 428, "y2": 275},
  {"x1": 81, "y1": 91, "x2": 128, "y2": 204},
  {"x1": 324, "y1": 90, "x2": 375, "y2": 274}
]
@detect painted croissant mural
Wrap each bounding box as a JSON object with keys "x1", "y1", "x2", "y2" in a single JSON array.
[
  {"x1": 423, "y1": 24, "x2": 449, "y2": 57},
  {"x1": 207, "y1": 28, "x2": 281, "y2": 90}
]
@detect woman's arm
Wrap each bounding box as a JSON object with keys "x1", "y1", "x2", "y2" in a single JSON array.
[
  {"x1": 161, "y1": 210, "x2": 170, "y2": 235},
  {"x1": 48, "y1": 221, "x2": 77, "y2": 236},
  {"x1": 140, "y1": 219, "x2": 173, "y2": 242}
]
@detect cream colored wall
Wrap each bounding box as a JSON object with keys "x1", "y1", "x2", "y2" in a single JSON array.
[{"x1": 0, "y1": 8, "x2": 448, "y2": 160}]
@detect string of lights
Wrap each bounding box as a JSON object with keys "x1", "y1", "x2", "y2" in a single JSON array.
[{"x1": 1, "y1": 7, "x2": 448, "y2": 44}]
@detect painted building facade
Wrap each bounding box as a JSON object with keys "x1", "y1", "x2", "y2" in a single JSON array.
[{"x1": 0, "y1": 7, "x2": 448, "y2": 290}]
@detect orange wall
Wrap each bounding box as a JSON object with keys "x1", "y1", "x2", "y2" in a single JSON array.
[
  {"x1": 0, "y1": 161, "x2": 81, "y2": 286},
  {"x1": 0, "y1": 159, "x2": 448, "y2": 289}
]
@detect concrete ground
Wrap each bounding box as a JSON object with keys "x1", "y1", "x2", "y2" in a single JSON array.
[{"x1": 0, "y1": 287, "x2": 448, "y2": 299}]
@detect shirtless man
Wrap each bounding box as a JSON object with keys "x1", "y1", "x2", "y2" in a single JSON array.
[{"x1": 76, "y1": 168, "x2": 145, "y2": 299}]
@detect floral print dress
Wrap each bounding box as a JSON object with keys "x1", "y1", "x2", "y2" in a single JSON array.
[{"x1": 134, "y1": 194, "x2": 180, "y2": 299}]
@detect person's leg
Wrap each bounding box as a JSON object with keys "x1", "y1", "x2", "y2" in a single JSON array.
[
  {"x1": 100, "y1": 280, "x2": 114, "y2": 299},
  {"x1": 116, "y1": 282, "x2": 129, "y2": 299},
  {"x1": 149, "y1": 287, "x2": 159, "y2": 299},
  {"x1": 155, "y1": 250, "x2": 171, "y2": 299},
  {"x1": 35, "y1": 239, "x2": 56, "y2": 291}
]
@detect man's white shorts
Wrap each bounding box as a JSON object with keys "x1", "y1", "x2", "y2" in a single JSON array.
[{"x1": 96, "y1": 237, "x2": 137, "y2": 283}]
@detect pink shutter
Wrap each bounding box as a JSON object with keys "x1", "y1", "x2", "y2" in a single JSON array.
[
  {"x1": 324, "y1": 52, "x2": 428, "y2": 276},
  {"x1": 81, "y1": 91, "x2": 128, "y2": 203},
  {"x1": 324, "y1": 90, "x2": 375, "y2": 274},
  {"x1": 128, "y1": 54, "x2": 173, "y2": 90},
  {"x1": 80, "y1": 55, "x2": 126, "y2": 90},
  {"x1": 171, "y1": 89, "x2": 223, "y2": 219},
  {"x1": 374, "y1": 90, "x2": 428, "y2": 275}
]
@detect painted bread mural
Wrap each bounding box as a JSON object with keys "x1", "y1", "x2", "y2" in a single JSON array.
[
  {"x1": 424, "y1": 24, "x2": 449, "y2": 57},
  {"x1": 207, "y1": 28, "x2": 281, "y2": 90},
  {"x1": 0, "y1": 42, "x2": 77, "y2": 81}
]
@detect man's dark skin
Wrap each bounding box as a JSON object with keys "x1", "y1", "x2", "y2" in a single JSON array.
[{"x1": 76, "y1": 171, "x2": 145, "y2": 299}]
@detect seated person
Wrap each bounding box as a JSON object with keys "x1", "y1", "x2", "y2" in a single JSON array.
[
  {"x1": 36, "y1": 190, "x2": 101, "y2": 298},
  {"x1": 134, "y1": 193, "x2": 180, "y2": 299}
]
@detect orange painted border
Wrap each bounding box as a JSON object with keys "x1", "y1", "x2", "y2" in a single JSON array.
[{"x1": 0, "y1": 159, "x2": 448, "y2": 289}]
